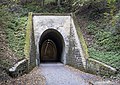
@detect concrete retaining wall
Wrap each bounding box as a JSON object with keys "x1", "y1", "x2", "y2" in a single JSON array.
[
  {"x1": 8, "y1": 59, "x2": 28, "y2": 77},
  {"x1": 24, "y1": 12, "x2": 36, "y2": 71},
  {"x1": 86, "y1": 58, "x2": 117, "y2": 76},
  {"x1": 66, "y1": 13, "x2": 88, "y2": 71}
]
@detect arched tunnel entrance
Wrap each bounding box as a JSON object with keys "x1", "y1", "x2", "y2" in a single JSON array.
[{"x1": 39, "y1": 29, "x2": 65, "y2": 63}]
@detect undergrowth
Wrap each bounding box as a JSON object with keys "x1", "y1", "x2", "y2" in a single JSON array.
[
  {"x1": 86, "y1": 13, "x2": 120, "y2": 69},
  {"x1": 89, "y1": 48, "x2": 120, "y2": 70},
  {"x1": 1, "y1": 0, "x2": 120, "y2": 70},
  {"x1": 0, "y1": 1, "x2": 67, "y2": 58}
]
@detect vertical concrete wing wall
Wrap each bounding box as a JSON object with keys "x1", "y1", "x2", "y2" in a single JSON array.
[
  {"x1": 67, "y1": 13, "x2": 89, "y2": 71},
  {"x1": 24, "y1": 12, "x2": 36, "y2": 71},
  {"x1": 66, "y1": 14, "x2": 88, "y2": 71}
]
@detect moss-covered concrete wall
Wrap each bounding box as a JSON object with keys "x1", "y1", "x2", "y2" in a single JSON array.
[
  {"x1": 71, "y1": 13, "x2": 89, "y2": 60},
  {"x1": 86, "y1": 58, "x2": 117, "y2": 76},
  {"x1": 24, "y1": 12, "x2": 36, "y2": 71},
  {"x1": 66, "y1": 13, "x2": 89, "y2": 71},
  {"x1": 67, "y1": 28, "x2": 85, "y2": 70}
]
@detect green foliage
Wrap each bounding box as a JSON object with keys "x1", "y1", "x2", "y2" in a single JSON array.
[
  {"x1": 86, "y1": 20, "x2": 120, "y2": 52},
  {"x1": 0, "y1": 60, "x2": 12, "y2": 69},
  {"x1": 22, "y1": 2, "x2": 67, "y2": 13},
  {"x1": 0, "y1": 1, "x2": 67, "y2": 59},
  {"x1": 95, "y1": 32, "x2": 120, "y2": 51},
  {"x1": 113, "y1": 11, "x2": 120, "y2": 34},
  {"x1": 107, "y1": 0, "x2": 116, "y2": 4},
  {"x1": 89, "y1": 47, "x2": 120, "y2": 69},
  {"x1": 23, "y1": 3, "x2": 42, "y2": 13},
  {"x1": 86, "y1": 22, "x2": 97, "y2": 34},
  {"x1": 104, "y1": 0, "x2": 116, "y2": 25},
  {"x1": 86, "y1": 10, "x2": 120, "y2": 69},
  {"x1": 67, "y1": 0, "x2": 102, "y2": 12},
  {"x1": 45, "y1": 0, "x2": 56, "y2": 4},
  {"x1": 0, "y1": 4, "x2": 27, "y2": 58},
  {"x1": 1, "y1": 0, "x2": 119, "y2": 70},
  {"x1": 5, "y1": 16, "x2": 27, "y2": 57}
]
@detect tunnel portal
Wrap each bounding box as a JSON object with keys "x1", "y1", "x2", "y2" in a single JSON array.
[{"x1": 39, "y1": 29, "x2": 64, "y2": 63}]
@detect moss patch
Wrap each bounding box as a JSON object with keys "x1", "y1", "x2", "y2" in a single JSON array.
[
  {"x1": 72, "y1": 13, "x2": 89, "y2": 59},
  {"x1": 24, "y1": 12, "x2": 33, "y2": 59}
]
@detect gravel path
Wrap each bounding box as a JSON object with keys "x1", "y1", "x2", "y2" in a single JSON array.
[{"x1": 40, "y1": 63, "x2": 102, "y2": 85}]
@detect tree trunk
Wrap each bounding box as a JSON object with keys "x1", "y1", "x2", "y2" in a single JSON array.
[
  {"x1": 41, "y1": 0, "x2": 44, "y2": 7},
  {"x1": 57, "y1": 0, "x2": 61, "y2": 7}
]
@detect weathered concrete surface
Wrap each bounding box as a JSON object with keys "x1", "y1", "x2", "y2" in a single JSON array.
[
  {"x1": 33, "y1": 16, "x2": 70, "y2": 65},
  {"x1": 24, "y1": 12, "x2": 36, "y2": 72},
  {"x1": 33, "y1": 15, "x2": 86, "y2": 70},
  {"x1": 40, "y1": 63, "x2": 104, "y2": 85},
  {"x1": 86, "y1": 58, "x2": 117, "y2": 76},
  {"x1": 9, "y1": 59, "x2": 28, "y2": 77}
]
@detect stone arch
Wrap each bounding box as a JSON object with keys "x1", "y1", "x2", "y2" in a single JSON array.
[{"x1": 39, "y1": 29, "x2": 65, "y2": 63}]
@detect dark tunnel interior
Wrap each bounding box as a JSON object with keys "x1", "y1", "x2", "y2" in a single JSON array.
[{"x1": 39, "y1": 29, "x2": 64, "y2": 63}]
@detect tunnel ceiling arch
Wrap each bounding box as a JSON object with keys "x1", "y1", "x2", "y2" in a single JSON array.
[{"x1": 39, "y1": 29, "x2": 65, "y2": 62}]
